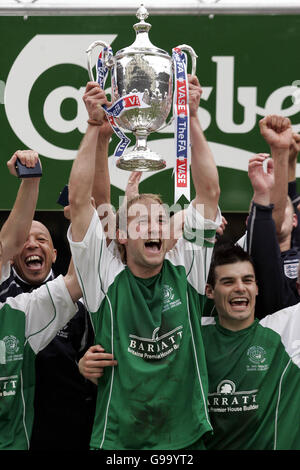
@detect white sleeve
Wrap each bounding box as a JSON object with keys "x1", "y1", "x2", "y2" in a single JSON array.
[
  {"x1": 0, "y1": 262, "x2": 11, "y2": 284},
  {"x1": 260, "y1": 303, "x2": 300, "y2": 367},
  {"x1": 67, "y1": 208, "x2": 124, "y2": 313},
  {"x1": 166, "y1": 203, "x2": 222, "y2": 295},
  {"x1": 4, "y1": 275, "x2": 77, "y2": 354}
]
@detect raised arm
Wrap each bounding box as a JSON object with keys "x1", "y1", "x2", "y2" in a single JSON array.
[
  {"x1": 90, "y1": 97, "x2": 116, "y2": 242},
  {"x1": 189, "y1": 75, "x2": 220, "y2": 220},
  {"x1": 288, "y1": 133, "x2": 300, "y2": 248},
  {"x1": 92, "y1": 105, "x2": 142, "y2": 243},
  {"x1": 69, "y1": 82, "x2": 109, "y2": 242},
  {"x1": 92, "y1": 112, "x2": 113, "y2": 209},
  {"x1": 63, "y1": 257, "x2": 82, "y2": 302},
  {"x1": 247, "y1": 154, "x2": 299, "y2": 316},
  {"x1": 288, "y1": 132, "x2": 300, "y2": 185},
  {"x1": 259, "y1": 115, "x2": 293, "y2": 234},
  {"x1": 0, "y1": 150, "x2": 41, "y2": 265},
  {"x1": 92, "y1": 113, "x2": 142, "y2": 242}
]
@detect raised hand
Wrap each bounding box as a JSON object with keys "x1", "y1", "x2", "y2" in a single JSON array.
[
  {"x1": 259, "y1": 115, "x2": 293, "y2": 150},
  {"x1": 83, "y1": 81, "x2": 111, "y2": 124},
  {"x1": 188, "y1": 74, "x2": 202, "y2": 118},
  {"x1": 125, "y1": 171, "x2": 142, "y2": 202},
  {"x1": 248, "y1": 153, "x2": 275, "y2": 206},
  {"x1": 7, "y1": 149, "x2": 41, "y2": 178},
  {"x1": 216, "y1": 216, "x2": 228, "y2": 237}
]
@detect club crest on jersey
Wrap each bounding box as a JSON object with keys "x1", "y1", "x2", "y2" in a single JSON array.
[
  {"x1": 162, "y1": 284, "x2": 182, "y2": 312},
  {"x1": 247, "y1": 346, "x2": 269, "y2": 371},
  {"x1": 284, "y1": 260, "x2": 299, "y2": 279},
  {"x1": 163, "y1": 284, "x2": 175, "y2": 302},
  {"x1": 3, "y1": 335, "x2": 19, "y2": 354},
  {"x1": 247, "y1": 346, "x2": 266, "y2": 364},
  {"x1": 0, "y1": 335, "x2": 22, "y2": 363}
]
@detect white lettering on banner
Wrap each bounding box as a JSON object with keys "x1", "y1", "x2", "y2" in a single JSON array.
[
  {"x1": 4, "y1": 36, "x2": 300, "y2": 165},
  {"x1": 212, "y1": 56, "x2": 300, "y2": 133},
  {"x1": 213, "y1": 56, "x2": 257, "y2": 133},
  {"x1": 0, "y1": 80, "x2": 5, "y2": 105},
  {"x1": 292, "y1": 81, "x2": 300, "y2": 105},
  {"x1": 43, "y1": 86, "x2": 87, "y2": 134},
  {"x1": 4, "y1": 34, "x2": 117, "y2": 160}
]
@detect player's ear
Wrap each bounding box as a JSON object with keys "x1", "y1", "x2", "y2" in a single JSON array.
[
  {"x1": 51, "y1": 249, "x2": 57, "y2": 264},
  {"x1": 293, "y1": 213, "x2": 298, "y2": 228},
  {"x1": 205, "y1": 283, "x2": 214, "y2": 299}
]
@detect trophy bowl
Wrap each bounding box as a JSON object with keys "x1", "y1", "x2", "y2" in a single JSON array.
[
  {"x1": 87, "y1": 4, "x2": 197, "y2": 171},
  {"x1": 111, "y1": 37, "x2": 173, "y2": 170}
]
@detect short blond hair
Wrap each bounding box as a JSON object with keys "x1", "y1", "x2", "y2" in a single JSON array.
[{"x1": 116, "y1": 193, "x2": 164, "y2": 264}]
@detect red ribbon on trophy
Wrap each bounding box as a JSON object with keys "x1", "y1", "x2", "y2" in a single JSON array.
[{"x1": 172, "y1": 47, "x2": 190, "y2": 203}]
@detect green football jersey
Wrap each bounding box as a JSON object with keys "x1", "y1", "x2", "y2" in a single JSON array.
[
  {"x1": 0, "y1": 274, "x2": 77, "y2": 450},
  {"x1": 202, "y1": 307, "x2": 300, "y2": 450},
  {"x1": 69, "y1": 204, "x2": 220, "y2": 450}
]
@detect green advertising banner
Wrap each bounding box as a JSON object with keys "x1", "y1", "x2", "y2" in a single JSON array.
[{"x1": 0, "y1": 14, "x2": 300, "y2": 211}]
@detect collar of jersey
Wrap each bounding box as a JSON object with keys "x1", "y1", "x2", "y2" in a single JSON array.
[
  {"x1": 215, "y1": 317, "x2": 259, "y2": 337},
  {"x1": 12, "y1": 266, "x2": 54, "y2": 286}
]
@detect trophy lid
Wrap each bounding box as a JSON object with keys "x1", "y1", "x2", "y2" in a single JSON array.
[{"x1": 116, "y1": 4, "x2": 170, "y2": 59}]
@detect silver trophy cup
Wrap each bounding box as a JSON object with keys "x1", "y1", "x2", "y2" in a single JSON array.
[{"x1": 86, "y1": 4, "x2": 197, "y2": 171}]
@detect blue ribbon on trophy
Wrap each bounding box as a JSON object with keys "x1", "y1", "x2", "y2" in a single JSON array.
[
  {"x1": 172, "y1": 47, "x2": 190, "y2": 203},
  {"x1": 96, "y1": 48, "x2": 131, "y2": 161}
]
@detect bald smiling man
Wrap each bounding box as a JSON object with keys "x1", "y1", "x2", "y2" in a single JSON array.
[{"x1": 0, "y1": 221, "x2": 96, "y2": 450}]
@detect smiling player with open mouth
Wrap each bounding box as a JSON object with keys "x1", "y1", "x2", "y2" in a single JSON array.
[{"x1": 12, "y1": 221, "x2": 57, "y2": 286}]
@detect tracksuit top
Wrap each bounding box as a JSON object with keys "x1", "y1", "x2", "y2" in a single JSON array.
[{"x1": 247, "y1": 202, "x2": 300, "y2": 317}]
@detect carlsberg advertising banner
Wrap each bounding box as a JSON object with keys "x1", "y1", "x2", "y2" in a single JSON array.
[{"x1": 1, "y1": 14, "x2": 300, "y2": 211}]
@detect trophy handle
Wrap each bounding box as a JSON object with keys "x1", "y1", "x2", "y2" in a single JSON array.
[
  {"x1": 156, "y1": 45, "x2": 198, "y2": 132},
  {"x1": 86, "y1": 40, "x2": 112, "y2": 82},
  {"x1": 156, "y1": 117, "x2": 174, "y2": 132},
  {"x1": 175, "y1": 44, "x2": 198, "y2": 75}
]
